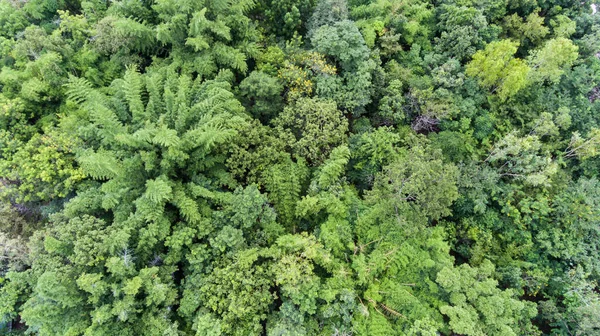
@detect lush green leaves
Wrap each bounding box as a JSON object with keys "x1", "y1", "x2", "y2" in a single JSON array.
[
  {"x1": 466, "y1": 39, "x2": 530, "y2": 100},
  {"x1": 1, "y1": 0, "x2": 599, "y2": 335}
]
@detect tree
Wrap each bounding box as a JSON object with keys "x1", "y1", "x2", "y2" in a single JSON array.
[
  {"x1": 277, "y1": 48, "x2": 337, "y2": 101},
  {"x1": 13, "y1": 214, "x2": 179, "y2": 335},
  {"x1": 5, "y1": 67, "x2": 248, "y2": 334},
  {"x1": 311, "y1": 20, "x2": 377, "y2": 116},
  {"x1": 434, "y1": 4, "x2": 496, "y2": 61},
  {"x1": 503, "y1": 11, "x2": 549, "y2": 47},
  {"x1": 466, "y1": 39, "x2": 530, "y2": 100},
  {"x1": 484, "y1": 131, "x2": 558, "y2": 186},
  {"x1": 181, "y1": 249, "x2": 275, "y2": 335},
  {"x1": 262, "y1": 157, "x2": 309, "y2": 230},
  {"x1": 306, "y1": 0, "x2": 348, "y2": 37},
  {"x1": 226, "y1": 119, "x2": 290, "y2": 184},
  {"x1": 367, "y1": 136, "x2": 459, "y2": 220},
  {"x1": 254, "y1": 0, "x2": 315, "y2": 38},
  {"x1": 151, "y1": 0, "x2": 260, "y2": 75},
  {"x1": 2, "y1": 0, "x2": 600, "y2": 334},
  {"x1": 348, "y1": 126, "x2": 402, "y2": 190},
  {"x1": 238, "y1": 70, "x2": 284, "y2": 122},
  {"x1": 376, "y1": 80, "x2": 405, "y2": 125},
  {"x1": 273, "y1": 97, "x2": 348, "y2": 165},
  {"x1": 564, "y1": 128, "x2": 600, "y2": 160},
  {"x1": 349, "y1": 0, "x2": 435, "y2": 48},
  {"x1": 527, "y1": 38, "x2": 579, "y2": 84},
  {"x1": 0, "y1": 130, "x2": 84, "y2": 202},
  {"x1": 436, "y1": 260, "x2": 538, "y2": 336}
]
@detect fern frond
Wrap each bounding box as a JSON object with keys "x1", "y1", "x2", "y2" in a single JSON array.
[
  {"x1": 101, "y1": 179, "x2": 129, "y2": 210},
  {"x1": 187, "y1": 183, "x2": 217, "y2": 200},
  {"x1": 89, "y1": 102, "x2": 126, "y2": 142},
  {"x1": 182, "y1": 120, "x2": 236, "y2": 151},
  {"x1": 317, "y1": 146, "x2": 351, "y2": 189},
  {"x1": 189, "y1": 8, "x2": 208, "y2": 36},
  {"x1": 173, "y1": 75, "x2": 193, "y2": 131},
  {"x1": 176, "y1": 75, "x2": 192, "y2": 107},
  {"x1": 113, "y1": 17, "x2": 156, "y2": 53},
  {"x1": 145, "y1": 73, "x2": 164, "y2": 119},
  {"x1": 152, "y1": 125, "x2": 181, "y2": 147},
  {"x1": 135, "y1": 195, "x2": 167, "y2": 223},
  {"x1": 66, "y1": 76, "x2": 125, "y2": 142},
  {"x1": 208, "y1": 0, "x2": 229, "y2": 13},
  {"x1": 186, "y1": 36, "x2": 211, "y2": 51},
  {"x1": 163, "y1": 87, "x2": 176, "y2": 124},
  {"x1": 130, "y1": 127, "x2": 157, "y2": 145},
  {"x1": 123, "y1": 66, "x2": 146, "y2": 123},
  {"x1": 230, "y1": 0, "x2": 256, "y2": 14},
  {"x1": 65, "y1": 76, "x2": 95, "y2": 104},
  {"x1": 156, "y1": 23, "x2": 174, "y2": 44},
  {"x1": 209, "y1": 20, "x2": 231, "y2": 41},
  {"x1": 263, "y1": 157, "x2": 309, "y2": 226},
  {"x1": 78, "y1": 150, "x2": 122, "y2": 180},
  {"x1": 192, "y1": 53, "x2": 217, "y2": 77},
  {"x1": 239, "y1": 40, "x2": 261, "y2": 59},
  {"x1": 190, "y1": 89, "x2": 233, "y2": 117},
  {"x1": 172, "y1": 187, "x2": 201, "y2": 224},
  {"x1": 144, "y1": 176, "x2": 173, "y2": 204},
  {"x1": 213, "y1": 43, "x2": 247, "y2": 72}
]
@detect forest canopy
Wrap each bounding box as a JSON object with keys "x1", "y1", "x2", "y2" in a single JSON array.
[{"x1": 1, "y1": 0, "x2": 600, "y2": 335}]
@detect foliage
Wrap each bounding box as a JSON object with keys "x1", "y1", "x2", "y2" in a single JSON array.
[
  {"x1": 466, "y1": 39, "x2": 530, "y2": 101},
  {"x1": 0, "y1": 0, "x2": 598, "y2": 335},
  {"x1": 239, "y1": 70, "x2": 284, "y2": 122},
  {"x1": 311, "y1": 20, "x2": 377, "y2": 115},
  {"x1": 0, "y1": 130, "x2": 84, "y2": 202},
  {"x1": 273, "y1": 97, "x2": 348, "y2": 165},
  {"x1": 437, "y1": 260, "x2": 537, "y2": 336}
]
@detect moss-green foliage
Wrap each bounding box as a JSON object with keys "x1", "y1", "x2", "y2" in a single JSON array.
[
  {"x1": 238, "y1": 70, "x2": 284, "y2": 122},
  {"x1": 1, "y1": 0, "x2": 599, "y2": 335},
  {"x1": 273, "y1": 97, "x2": 349, "y2": 164}
]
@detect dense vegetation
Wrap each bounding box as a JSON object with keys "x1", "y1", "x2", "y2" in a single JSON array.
[{"x1": 1, "y1": 0, "x2": 600, "y2": 334}]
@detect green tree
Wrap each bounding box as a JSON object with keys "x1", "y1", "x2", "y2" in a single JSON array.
[
  {"x1": 311, "y1": 20, "x2": 377, "y2": 116},
  {"x1": 254, "y1": 0, "x2": 315, "y2": 38},
  {"x1": 436, "y1": 260, "x2": 538, "y2": 336},
  {"x1": 4, "y1": 67, "x2": 249, "y2": 334},
  {"x1": 503, "y1": 11, "x2": 549, "y2": 47},
  {"x1": 367, "y1": 136, "x2": 459, "y2": 220},
  {"x1": 238, "y1": 70, "x2": 284, "y2": 122},
  {"x1": 484, "y1": 131, "x2": 558, "y2": 186},
  {"x1": 0, "y1": 130, "x2": 84, "y2": 202},
  {"x1": 527, "y1": 37, "x2": 579, "y2": 84},
  {"x1": 273, "y1": 97, "x2": 349, "y2": 165},
  {"x1": 306, "y1": 0, "x2": 348, "y2": 37},
  {"x1": 466, "y1": 39, "x2": 530, "y2": 100}
]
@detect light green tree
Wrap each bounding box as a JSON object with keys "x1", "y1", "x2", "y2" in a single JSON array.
[
  {"x1": 273, "y1": 97, "x2": 349, "y2": 165},
  {"x1": 466, "y1": 39, "x2": 530, "y2": 101}
]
